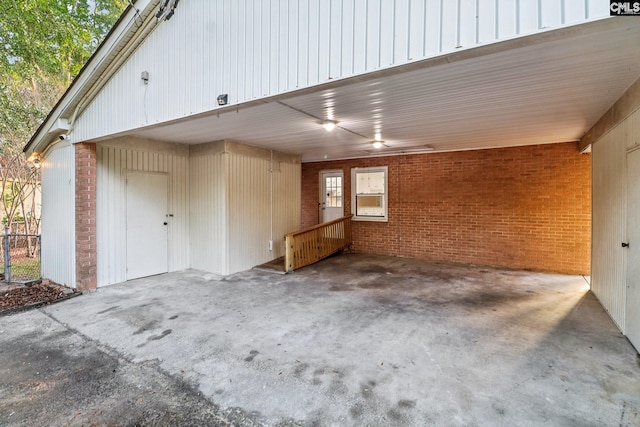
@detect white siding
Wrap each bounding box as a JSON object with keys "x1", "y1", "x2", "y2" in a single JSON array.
[
  {"x1": 592, "y1": 108, "x2": 640, "y2": 332},
  {"x1": 226, "y1": 152, "x2": 301, "y2": 274},
  {"x1": 73, "y1": 0, "x2": 607, "y2": 143},
  {"x1": 189, "y1": 145, "x2": 227, "y2": 273},
  {"x1": 41, "y1": 144, "x2": 75, "y2": 287},
  {"x1": 96, "y1": 138, "x2": 190, "y2": 286},
  {"x1": 188, "y1": 141, "x2": 301, "y2": 275}
]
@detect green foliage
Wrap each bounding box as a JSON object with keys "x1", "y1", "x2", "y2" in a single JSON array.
[{"x1": 0, "y1": 0, "x2": 127, "y2": 152}]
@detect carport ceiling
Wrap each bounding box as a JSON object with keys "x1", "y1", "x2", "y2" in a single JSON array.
[{"x1": 128, "y1": 18, "x2": 640, "y2": 162}]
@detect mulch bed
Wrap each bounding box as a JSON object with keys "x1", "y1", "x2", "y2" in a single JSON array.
[{"x1": 0, "y1": 280, "x2": 81, "y2": 316}]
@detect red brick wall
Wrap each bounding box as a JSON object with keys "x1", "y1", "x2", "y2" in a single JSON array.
[
  {"x1": 75, "y1": 143, "x2": 97, "y2": 291},
  {"x1": 302, "y1": 142, "x2": 591, "y2": 275}
]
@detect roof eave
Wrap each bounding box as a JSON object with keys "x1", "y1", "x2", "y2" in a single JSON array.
[{"x1": 23, "y1": 0, "x2": 159, "y2": 155}]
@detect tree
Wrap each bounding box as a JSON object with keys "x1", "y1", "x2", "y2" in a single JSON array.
[{"x1": 0, "y1": 0, "x2": 127, "y2": 230}]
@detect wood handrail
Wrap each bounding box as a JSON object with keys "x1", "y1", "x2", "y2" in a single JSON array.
[{"x1": 284, "y1": 214, "x2": 353, "y2": 272}]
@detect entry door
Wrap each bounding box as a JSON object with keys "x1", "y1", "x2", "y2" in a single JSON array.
[
  {"x1": 126, "y1": 172, "x2": 169, "y2": 280},
  {"x1": 626, "y1": 148, "x2": 640, "y2": 351},
  {"x1": 320, "y1": 170, "x2": 344, "y2": 223}
]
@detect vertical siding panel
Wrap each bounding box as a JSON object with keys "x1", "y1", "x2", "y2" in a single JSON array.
[
  {"x1": 497, "y1": 0, "x2": 517, "y2": 39},
  {"x1": 592, "y1": 124, "x2": 628, "y2": 331},
  {"x1": 340, "y1": 0, "x2": 355, "y2": 76},
  {"x1": 366, "y1": 0, "x2": 382, "y2": 69},
  {"x1": 424, "y1": 0, "x2": 442, "y2": 56},
  {"x1": 297, "y1": 0, "x2": 310, "y2": 88},
  {"x1": 42, "y1": 144, "x2": 75, "y2": 287},
  {"x1": 288, "y1": 0, "x2": 300, "y2": 89},
  {"x1": 394, "y1": 0, "x2": 410, "y2": 64},
  {"x1": 440, "y1": 0, "x2": 458, "y2": 52},
  {"x1": 540, "y1": 0, "x2": 562, "y2": 28},
  {"x1": 329, "y1": 0, "x2": 343, "y2": 79},
  {"x1": 564, "y1": 0, "x2": 587, "y2": 24},
  {"x1": 408, "y1": 0, "x2": 426, "y2": 60},
  {"x1": 459, "y1": 0, "x2": 477, "y2": 47},
  {"x1": 352, "y1": 0, "x2": 367, "y2": 74},
  {"x1": 317, "y1": 0, "x2": 331, "y2": 82},
  {"x1": 379, "y1": 0, "x2": 395, "y2": 67}
]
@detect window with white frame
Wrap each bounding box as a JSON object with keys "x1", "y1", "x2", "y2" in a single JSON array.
[{"x1": 351, "y1": 166, "x2": 388, "y2": 222}]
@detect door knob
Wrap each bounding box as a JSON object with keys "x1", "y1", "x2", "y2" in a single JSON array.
[
  {"x1": 163, "y1": 222, "x2": 168, "y2": 225},
  {"x1": 622, "y1": 242, "x2": 630, "y2": 248}
]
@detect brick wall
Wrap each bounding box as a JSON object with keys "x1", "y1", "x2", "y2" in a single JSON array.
[
  {"x1": 75, "y1": 143, "x2": 97, "y2": 291},
  {"x1": 302, "y1": 142, "x2": 591, "y2": 275}
]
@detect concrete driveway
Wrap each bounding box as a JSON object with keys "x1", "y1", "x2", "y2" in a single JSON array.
[{"x1": 1, "y1": 253, "x2": 639, "y2": 426}]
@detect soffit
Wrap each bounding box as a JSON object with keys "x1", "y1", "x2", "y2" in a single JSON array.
[{"x1": 126, "y1": 18, "x2": 640, "y2": 162}]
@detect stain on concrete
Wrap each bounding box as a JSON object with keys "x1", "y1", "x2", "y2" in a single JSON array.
[
  {"x1": 133, "y1": 320, "x2": 159, "y2": 335},
  {"x1": 244, "y1": 350, "x2": 259, "y2": 362},
  {"x1": 398, "y1": 399, "x2": 416, "y2": 408},
  {"x1": 148, "y1": 329, "x2": 172, "y2": 341},
  {"x1": 0, "y1": 324, "x2": 259, "y2": 426},
  {"x1": 293, "y1": 362, "x2": 309, "y2": 377},
  {"x1": 97, "y1": 306, "x2": 119, "y2": 314}
]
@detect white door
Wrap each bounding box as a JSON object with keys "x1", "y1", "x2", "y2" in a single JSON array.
[
  {"x1": 126, "y1": 172, "x2": 169, "y2": 280},
  {"x1": 626, "y1": 148, "x2": 640, "y2": 351},
  {"x1": 320, "y1": 170, "x2": 344, "y2": 223}
]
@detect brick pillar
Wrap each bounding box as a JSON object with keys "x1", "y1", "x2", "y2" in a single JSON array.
[{"x1": 75, "y1": 143, "x2": 97, "y2": 291}]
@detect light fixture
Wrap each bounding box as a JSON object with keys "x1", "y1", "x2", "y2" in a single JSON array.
[
  {"x1": 217, "y1": 94, "x2": 229, "y2": 106},
  {"x1": 322, "y1": 120, "x2": 337, "y2": 131},
  {"x1": 371, "y1": 140, "x2": 384, "y2": 149},
  {"x1": 27, "y1": 152, "x2": 42, "y2": 169},
  {"x1": 141, "y1": 71, "x2": 149, "y2": 84}
]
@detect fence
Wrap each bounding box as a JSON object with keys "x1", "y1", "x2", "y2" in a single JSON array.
[
  {"x1": 284, "y1": 214, "x2": 353, "y2": 272},
  {"x1": 1, "y1": 226, "x2": 41, "y2": 284}
]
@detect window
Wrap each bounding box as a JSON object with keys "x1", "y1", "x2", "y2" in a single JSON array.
[
  {"x1": 324, "y1": 176, "x2": 342, "y2": 208},
  {"x1": 351, "y1": 166, "x2": 388, "y2": 222}
]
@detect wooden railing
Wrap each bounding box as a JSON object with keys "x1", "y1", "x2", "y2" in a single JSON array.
[{"x1": 284, "y1": 214, "x2": 353, "y2": 272}]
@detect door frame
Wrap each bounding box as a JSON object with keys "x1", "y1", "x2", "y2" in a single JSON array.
[
  {"x1": 125, "y1": 170, "x2": 170, "y2": 280},
  {"x1": 319, "y1": 169, "x2": 344, "y2": 223}
]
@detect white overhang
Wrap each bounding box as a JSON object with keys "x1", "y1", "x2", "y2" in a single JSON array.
[
  {"x1": 28, "y1": 16, "x2": 640, "y2": 163},
  {"x1": 125, "y1": 17, "x2": 640, "y2": 162}
]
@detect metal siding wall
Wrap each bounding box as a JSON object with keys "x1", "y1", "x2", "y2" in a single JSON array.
[
  {"x1": 591, "y1": 108, "x2": 640, "y2": 331},
  {"x1": 41, "y1": 144, "x2": 76, "y2": 287},
  {"x1": 189, "y1": 151, "x2": 227, "y2": 273},
  {"x1": 72, "y1": 0, "x2": 608, "y2": 143},
  {"x1": 224, "y1": 153, "x2": 301, "y2": 274},
  {"x1": 225, "y1": 154, "x2": 271, "y2": 274},
  {"x1": 273, "y1": 160, "x2": 303, "y2": 255},
  {"x1": 96, "y1": 141, "x2": 189, "y2": 286}
]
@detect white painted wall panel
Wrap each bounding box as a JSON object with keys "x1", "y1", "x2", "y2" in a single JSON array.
[
  {"x1": 186, "y1": 141, "x2": 301, "y2": 275},
  {"x1": 591, "y1": 107, "x2": 640, "y2": 332},
  {"x1": 73, "y1": 0, "x2": 609, "y2": 144},
  {"x1": 225, "y1": 153, "x2": 301, "y2": 274},
  {"x1": 96, "y1": 139, "x2": 189, "y2": 286},
  {"x1": 189, "y1": 148, "x2": 226, "y2": 273},
  {"x1": 41, "y1": 144, "x2": 75, "y2": 287}
]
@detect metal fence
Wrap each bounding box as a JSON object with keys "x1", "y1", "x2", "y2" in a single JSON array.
[{"x1": 1, "y1": 227, "x2": 41, "y2": 284}]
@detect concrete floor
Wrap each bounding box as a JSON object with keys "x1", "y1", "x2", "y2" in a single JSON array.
[{"x1": 1, "y1": 253, "x2": 639, "y2": 426}]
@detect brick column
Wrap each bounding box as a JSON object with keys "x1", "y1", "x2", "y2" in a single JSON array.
[{"x1": 75, "y1": 143, "x2": 97, "y2": 291}]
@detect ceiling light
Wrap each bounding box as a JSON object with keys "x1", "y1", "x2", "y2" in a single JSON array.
[
  {"x1": 322, "y1": 120, "x2": 337, "y2": 131},
  {"x1": 372, "y1": 140, "x2": 384, "y2": 149}
]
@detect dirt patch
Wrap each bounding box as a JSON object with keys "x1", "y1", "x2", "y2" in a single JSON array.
[{"x1": 0, "y1": 280, "x2": 80, "y2": 316}]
